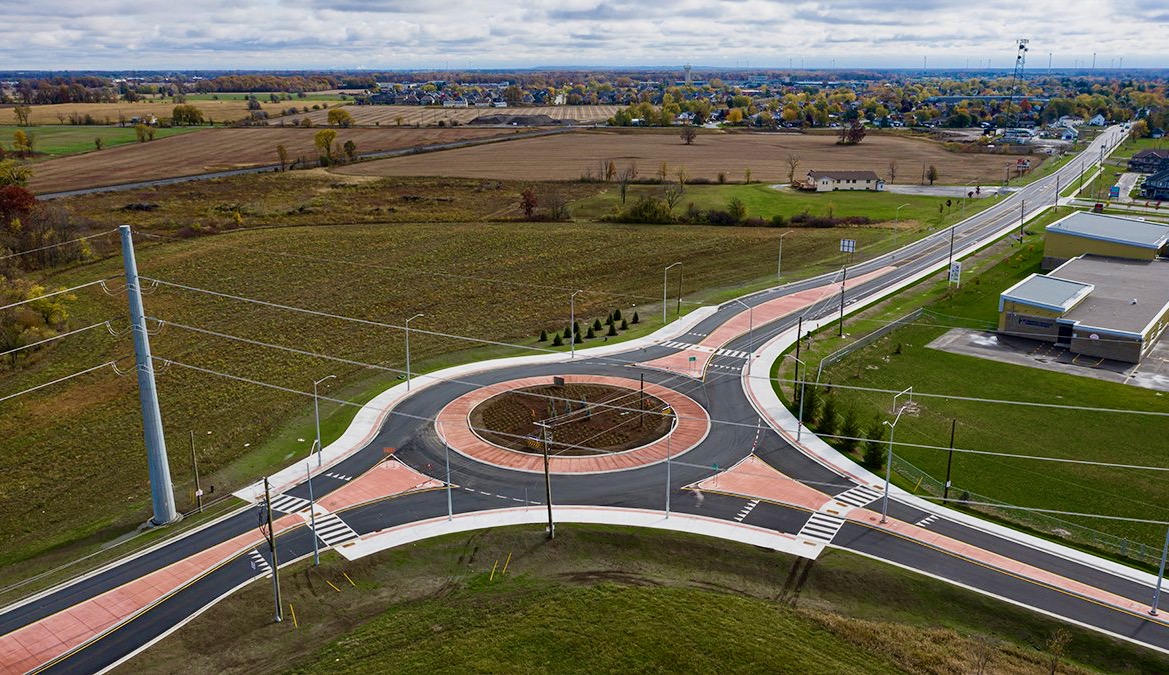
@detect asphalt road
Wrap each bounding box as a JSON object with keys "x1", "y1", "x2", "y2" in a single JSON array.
[{"x1": 11, "y1": 125, "x2": 1166, "y2": 673}]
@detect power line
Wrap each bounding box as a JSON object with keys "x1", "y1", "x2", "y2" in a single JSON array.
[
  {"x1": 0, "y1": 320, "x2": 114, "y2": 359},
  {"x1": 0, "y1": 361, "x2": 122, "y2": 404},
  {"x1": 0, "y1": 277, "x2": 121, "y2": 313},
  {"x1": 0, "y1": 228, "x2": 119, "y2": 262}
]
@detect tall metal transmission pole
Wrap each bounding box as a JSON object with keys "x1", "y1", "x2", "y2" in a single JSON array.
[
  {"x1": 1005, "y1": 39, "x2": 1029, "y2": 127},
  {"x1": 120, "y1": 225, "x2": 179, "y2": 526}
]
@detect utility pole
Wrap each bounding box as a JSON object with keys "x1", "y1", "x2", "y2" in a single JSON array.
[
  {"x1": 777, "y1": 230, "x2": 792, "y2": 283},
  {"x1": 262, "y1": 477, "x2": 283, "y2": 622},
  {"x1": 312, "y1": 374, "x2": 335, "y2": 468},
  {"x1": 663, "y1": 262, "x2": 681, "y2": 324},
  {"x1": 120, "y1": 225, "x2": 178, "y2": 526},
  {"x1": 943, "y1": 419, "x2": 956, "y2": 502},
  {"x1": 570, "y1": 290, "x2": 582, "y2": 358},
  {"x1": 1153, "y1": 526, "x2": 1169, "y2": 616},
  {"x1": 676, "y1": 266, "x2": 684, "y2": 317},
  {"x1": 537, "y1": 422, "x2": 554, "y2": 539},
  {"x1": 665, "y1": 413, "x2": 674, "y2": 517},
  {"x1": 947, "y1": 224, "x2": 956, "y2": 276},
  {"x1": 838, "y1": 267, "x2": 847, "y2": 338},
  {"x1": 189, "y1": 431, "x2": 202, "y2": 513},
  {"x1": 1019, "y1": 199, "x2": 1025, "y2": 240},
  {"x1": 405, "y1": 313, "x2": 424, "y2": 389}
]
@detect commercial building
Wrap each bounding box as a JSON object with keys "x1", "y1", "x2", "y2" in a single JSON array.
[
  {"x1": 998, "y1": 256, "x2": 1169, "y2": 363},
  {"x1": 799, "y1": 170, "x2": 885, "y2": 192},
  {"x1": 1042, "y1": 211, "x2": 1169, "y2": 269}
]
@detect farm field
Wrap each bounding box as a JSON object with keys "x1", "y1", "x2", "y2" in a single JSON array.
[
  {"x1": 0, "y1": 99, "x2": 307, "y2": 126},
  {"x1": 117, "y1": 526, "x2": 1162, "y2": 675},
  {"x1": 1, "y1": 216, "x2": 915, "y2": 580},
  {"x1": 0, "y1": 124, "x2": 199, "y2": 157},
  {"x1": 276, "y1": 104, "x2": 620, "y2": 127},
  {"x1": 793, "y1": 228, "x2": 1169, "y2": 549},
  {"x1": 25, "y1": 126, "x2": 511, "y2": 194},
  {"x1": 334, "y1": 129, "x2": 1043, "y2": 184}
]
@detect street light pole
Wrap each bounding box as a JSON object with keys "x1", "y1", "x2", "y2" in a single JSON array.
[
  {"x1": 306, "y1": 462, "x2": 319, "y2": 566},
  {"x1": 663, "y1": 262, "x2": 681, "y2": 324},
  {"x1": 405, "y1": 313, "x2": 424, "y2": 390},
  {"x1": 838, "y1": 266, "x2": 847, "y2": 338},
  {"x1": 880, "y1": 408, "x2": 906, "y2": 524},
  {"x1": 1019, "y1": 199, "x2": 1025, "y2": 240},
  {"x1": 312, "y1": 374, "x2": 336, "y2": 468},
  {"x1": 777, "y1": 230, "x2": 793, "y2": 283},
  {"x1": 261, "y1": 477, "x2": 282, "y2": 622},
  {"x1": 189, "y1": 431, "x2": 203, "y2": 513},
  {"x1": 895, "y1": 203, "x2": 910, "y2": 223},
  {"x1": 730, "y1": 299, "x2": 754, "y2": 350},
  {"x1": 1152, "y1": 526, "x2": 1169, "y2": 616},
  {"x1": 943, "y1": 418, "x2": 956, "y2": 502},
  {"x1": 439, "y1": 422, "x2": 453, "y2": 521},
  {"x1": 665, "y1": 413, "x2": 675, "y2": 517},
  {"x1": 790, "y1": 354, "x2": 807, "y2": 443},
  {"x1": 570, "y1": 290, "x2": 583, "y2": 358}
]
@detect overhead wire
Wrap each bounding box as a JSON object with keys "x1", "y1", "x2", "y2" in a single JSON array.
[
  {"x1": 0, "y1": 277, "x2": 122, "y2": 312},
  {"x1": 0, "y1": 320, "x2": 115, "y2": 359},
  {"x1": 0, "y1": 228, "x2": 120, "y2": 262}
]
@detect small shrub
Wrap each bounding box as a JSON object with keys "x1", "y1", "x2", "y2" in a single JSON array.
[
  {"x1": 563, "y1": 325, "x2": 572, "y2": 339},
  {"x1": 606, "y1": 323, "x2": 618, "y2": 337},
  {"x1": 769, "y1": 214, "x2": 788, "y2": 228},
  {"x1": 586, "y1": 326, "x2": 596, "y2": 339},
  {"x1": 632, "y1": 312, "x2": 640, "y2": 324},
  {"x1": 613, "y1": 309, "x2": 623, "y2": 321},
  {"x1": 538, "y1": 329, "x2": 548, "y2": 342},
  {"x1": 620, "y1": 318, "x2": 629, "y2": 330},
  {"x1": 717, "y1": 172, "x2": 727, "y2": 184},
  {"x1": 592, "y1": 318, "x2": 602, "y2": 332},
  {"x1": 605, "y1": 313, "x2": 614, "y2": 326},
  {"x1": 552, "y1": 334, "x2": 564, "y2": 346}
]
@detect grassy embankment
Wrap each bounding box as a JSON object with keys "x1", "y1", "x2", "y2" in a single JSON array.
[
  {"x1": 114, "y1": 525, "x2": 1164, "y2": 675},
  {"x1": 771, "y1": 206, "x2": 1169, "y2": 551},
  {"x1": 0, "y1": 125, "x2": 199, "y2": 157},
  {"x1": 2, "y1": 171, "x2": 947, "y2": 592}
]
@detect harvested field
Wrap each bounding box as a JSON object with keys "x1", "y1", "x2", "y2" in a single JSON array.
[
  {"x1": 0, "y1": 100, "x2": 304, "y2": 126},
  {"x1": 334, "y1": 129, "x2": 1041, "y2": 185},
  {"x1": 27, "y1": 127, "x2": 511, "y2": 194},
  {"x1": 274, "y1": 105, "x2": 619, "y2": 127}
]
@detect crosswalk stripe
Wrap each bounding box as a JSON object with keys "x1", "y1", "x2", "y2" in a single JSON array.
[
  {"x1": 248, "y1": 550, "x2": 272, "y2": 575},
  {"x1": 733, "y1": 499, "x2": 760, "y2": 522},
  {"x1": 324, "y1": 472, "x2": 353, "y2": 481},
  {"x1": 915, "y1": 514, "x2": 940, "y2": 528},
  {"x1": 832, "y1": 485, "x2": 883, "y2": 508},
  {"x1": 268, "y1": 494, "x2": 311, "y2": 514},
  {"x1": 798, "y1": 512, "x2": 846, "y2": 544},
  {"x1": 312, "y1": 512, "x2": 359, "y2": 547}
]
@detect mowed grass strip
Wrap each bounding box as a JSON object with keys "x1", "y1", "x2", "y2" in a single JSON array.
[
  {"x1": 333, "y1": 128, "x2": 1043, "y2": 184},
  {"x1": 814, "y1": 239, "x2": 1169, "y2": 546},
  {"x1": 0, "y1": 125, "x2": 200, "y2": 157},
  {"x1": 0, "y1": 219, "x2": 896, "y2": 575},
  {"x1": 114, "y1": 525, "x2": 1160, "y2": 675},
  {"x1": 5, "y1": 99, "x2": 329, "y2": 126}
]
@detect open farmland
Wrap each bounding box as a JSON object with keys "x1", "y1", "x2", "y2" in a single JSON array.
[
  {"x1": 26, "y1": 127, "x2": 512, "y2": 194},
  {"x1": 275, "y1": 104, "x2": 620, "y2": 127},
  {"x1": 2, "y1": 217, "x2": 918, "y2": 578},
  {"x1": 0, "y1": 99, "x2": 314, "y2": 126},
  {"x1": 333, "y1": 129, "x2": 1042, "y2": 185}
]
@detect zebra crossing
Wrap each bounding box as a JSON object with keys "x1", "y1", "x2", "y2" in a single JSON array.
[
  {"x1": 247, "y1": 549, "x2": 271, "y2": 575},
  {"x1": 267, "y1": 493, "x2": 311, "y2": 514},
  {"x1": 915, "y1": 514, "x2": 941, "y2": 528},
  {"x1": 734, "y1": 499, "x2": 760, "y2": 522},
  {"x1": 832, "y1": 485, "x2": 883, "y2": 509},
  {"x1": 311, "y1": 512, "x2": 360, "y2": 548},
  {"x1": 798, "y1": 512, "x2": 846, "y2": 544},
  {"x1": 714, "y1": 348, "x2": 750, "y2": 359},
  {"x1": 661, "y1": 340, "x2": 695, "y2": 349},
  {"x1": 659, "y1": 340, "x2": 751, "y2": 360},
  {"x1": 708, "y1": 363, "x2": 742, "y2": 372},
  {"x1": 685, "y1": 331, "x2": 708, "y2": 338},
  {"x1": 324, "y1": 472, "x2": 353, "y2": 482}
]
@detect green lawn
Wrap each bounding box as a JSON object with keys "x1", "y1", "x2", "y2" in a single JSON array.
[
  {"x1": 571, "y1": 183, "x2": 995, "y2": 227},
  {"x1": 0, "y1": 125, "x2": 199, "y2": 157},
  {"x1": 788, "y1": 222, "x2": 1169, "y2": 548},
  {"x1": 113, "y1": 525, "x2": 1161, "y2": 674},
  {"x1": 1109, "y1": 136, "x2": 1169, "y2": 161}
]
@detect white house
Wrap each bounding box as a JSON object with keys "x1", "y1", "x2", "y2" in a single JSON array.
[
  {"x1": 803, "y1": 169, "x2": 885, "y2": 192},
  {"x1": 1088, "y1": 113, "x2": 1107, "y2": 126}
]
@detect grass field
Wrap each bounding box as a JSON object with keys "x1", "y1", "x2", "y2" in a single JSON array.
[
  {"x1": 0, "y1": 125, "x2": 199, "y2": 157},
  {"x1": 333, "y1": 129, "x2": 1045, "y2": 185},
  {"x1": 572, "y1": 182, "x2": 997, "y2": 228},
  {"x1": 1, "y1": 209, "x2": 922, "y2": 581},
  {"x1": 1108, "y1": 136, "x2": 1169, "y2": 161},
  {"x1": 25, "y1": 127, "x2": 511, "y2": 193},
  {"x1": 1, "y1": 100, "x2": 312, "y2": 126},
  {"x1": 114, "y1": 525, "x2": 1162, "y2": 674},
  {"x1": 785, "y1": 216, "x2": 1169, "y2": 547},
  {"x1": 276, "y1": 104, "x2": 620, "y2": 128}
]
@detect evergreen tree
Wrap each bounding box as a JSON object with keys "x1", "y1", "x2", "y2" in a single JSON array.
[
  {"x1": 592, "y1": 318, "x2": 603, "y2": 332},
  {"x1": 632, "y1": 311, "x2": 640, "y2": 324},
  {"x1": 563, "y1": 325, "x2": 572, "y2": 339},
  {"x1": 574, "y1": 329, "x2": 584, "y2": 344},
  {"x1": 538, "y1": 329, "x2": 548, "y2": 342},
  {"x1": 552, "y1": 334, "x2": 564, "y2": 347},
  {"x1": 862, "y1": 414, "x2": 887, "y2": 470},
  {"x1": 840, "y1": 406, "x2": 861, "y2": 454},
  {"x1": 614, "y1": 309, "x2": 623, "y2": 321},
  {"x1": 620, "y1": 318, "x2": 629, "y2": 330},
  {"x1": 819, "y1": 393, "x2": 839, "y2": 438},
  {"x1": 607, "y1": 322, "x2": 618, "y2": 337},
  {"x1": 801, "y1": 383, "x2": 821, "y2": 427},
  {"x1": 586, "y1": 326, "x2": 596, "y2": 339}
]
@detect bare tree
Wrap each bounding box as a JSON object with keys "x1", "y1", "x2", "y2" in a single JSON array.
[
  {"x1": 663, "y1": 184, "x2": 683, "y2": 211},
  {"x1": 276, "y1": 144, "x2": 289, "y2": 172},
  {"x1": 1045, "y1": 629, "x2": 1071, "y2": 675},
  {"x1": 544, "y1": 190, "x2": 570, "y2": 220},
  {"x1": 971, "y1": 635, "x2": 995, "y2": 675},
  {"x1": 680, "y1": 124, "x2": 697, "y2": 145},
  {"x1": 657, "y1": 161, "x2": 668, "y2": 184},
  {"x1": 605, "y1": 160, "x2": 617, "y2": 182},
  {"x1": 887, "y1": 159, "x2": 897, "y2": 182},
  {"x1": 12, "y1": 106, "x2": 30, "y2": 127},
  {"x1": 786, "y1": 154, "x2": 802, "y2": 185},
  {"x1": 675, "y1": 166, "x2": 688, "y2": 193},
  {"x1": 619, "y1": 165, "x2": 636, "y2": 204}
]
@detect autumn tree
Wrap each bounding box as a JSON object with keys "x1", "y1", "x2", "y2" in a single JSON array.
[
  {"x1": 343, "y1": 139, "x2": 358, "y2": 162},
  {"x1": 328, "y1": 108, "x2": 354, "y2": 127},
  {"x1": 12, "y1": 106, "x2": 30, "y2": 126},
  {"x1": 680, "y1": 124, "x2": 697, "y2": 145},
  {"x1": 314, "y1": 129, "x2": 337, "y2": 164},
  {"x1": 519, "y1": 187, "x2": 538, "y2": 219},
  {"x1": 0, "y1": 275, "x2": 74, "y2": 367},
  {"x1": 726, "y1": 108, "x2": 744, "y2": 125},
  {"x1": 276, "y1": 144, "x2": 289, "y2": 171},
  {"x1": 0, "y1": 160, "x2": 32, "y2": 187},
  {"x1": 786, "y1": 154, "x2": 801, "y2": 185},
  {"x1": 12, "y1": 131, "x2": 34, "y2": 156},
  {"x1": 1129, "y1": 119, "x2": 1150, "y2": 142},
  {"x1": 134, "y1": 124, "x2": 149, "y2": 143},
  {"x1": 171, "y1": 104, "x2": 205, "y2": 126},
  {"x1": 927, "y1": 165, "x2": 939, "y2": 185}
]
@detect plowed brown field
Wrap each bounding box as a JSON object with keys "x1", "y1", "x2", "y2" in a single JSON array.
[
  {"x1": 333, "y1": 129, "x2": 1037, "y2": 185},
  {"x1": 27, "y1": 127, "x2": 509, "y2": 193},
  {"x1": 1, "y1": 100, "x2": 298, "y2": 126},
  {"x1": 274, "y1": 105, "x2": 619, "y2": 127}
]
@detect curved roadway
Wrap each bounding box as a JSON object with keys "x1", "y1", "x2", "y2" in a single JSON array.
[{"x1": 7, "y1": 125, "x2": 1164, "y2": 672}]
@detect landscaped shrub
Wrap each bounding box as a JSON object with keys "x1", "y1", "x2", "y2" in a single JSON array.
[
  {"x1": 819, "y1": 393, "x2": 839, "y2": 438},
  {"x1": 613, "y1": 309, "x2": 623, "y2": 321},
  {"x1": 586, "y1": 326, "x2": 596, "y2": 339},
  {"x1": 592, "y1": 318, "x2": 603, "y2": 332},
  {"x1": 632, "y1": 312, "x2": 640, "y2": 324},
  {"x1": 552, "y1": 334, "x2": 564, "y2": 346},
  {"x1": 607, "y1": 323, "x2": 618, "y2": 337},
  {"x1": 862, "y1": 414, "x2": 887, "y2": 470},
  {"x1": 538, "y1": 329, "x2": 547, "y2": 342},
  {"x1": 620, "y1": 318, "x2": 629, "y2": 330}
]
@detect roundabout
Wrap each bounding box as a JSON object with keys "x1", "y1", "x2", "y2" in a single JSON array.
[{"x1": 435, "y1": 374, "x2": 710, "y2": 474}]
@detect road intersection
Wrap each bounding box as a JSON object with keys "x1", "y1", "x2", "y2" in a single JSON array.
[{"x1": 5, "y1": 125, "x2": 1163, "y2": 673}]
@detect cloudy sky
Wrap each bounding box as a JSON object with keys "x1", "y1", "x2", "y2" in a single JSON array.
[{"x1": 1, "y1": 0, "x2": 1166, "y2": 71}]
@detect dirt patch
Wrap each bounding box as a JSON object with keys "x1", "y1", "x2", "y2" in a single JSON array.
[
  {"x1": 335, "y1": 129, "x2": 1042, "y2": 185},
  {"x1": 469, "y1": 383, "x2": 671, "y2": 455}
]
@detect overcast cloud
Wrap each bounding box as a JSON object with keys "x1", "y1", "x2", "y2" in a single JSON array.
[{"x1": 0, "y1": 0, "x2": 1163, "y2": 70}]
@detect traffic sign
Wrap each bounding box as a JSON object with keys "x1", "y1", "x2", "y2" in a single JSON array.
[
  {"x1": 948, "y1": 262, "x2": 962, "y2": 285},
  {"x1": 840, "y1": 239, "x2": 856, "y2": 253}
]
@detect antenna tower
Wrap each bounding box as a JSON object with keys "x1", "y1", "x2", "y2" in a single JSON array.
[{"x1": 1005, "y1": 38, "x2": 1029, "y2": 126}]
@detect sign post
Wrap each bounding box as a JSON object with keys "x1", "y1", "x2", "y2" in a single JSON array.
[{"x1": 948, "y1": 261, "x2": 962, "y2": 288}]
